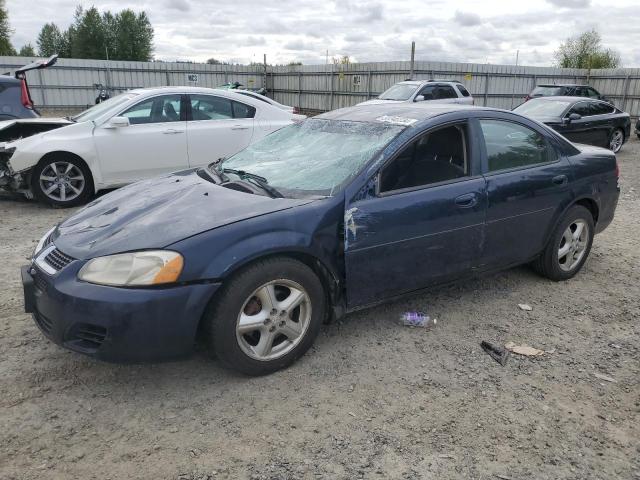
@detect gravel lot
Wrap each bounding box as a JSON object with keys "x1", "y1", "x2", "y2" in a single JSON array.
[{"x1": 1, "y1": 138, "x2": 639, "y2": 480}]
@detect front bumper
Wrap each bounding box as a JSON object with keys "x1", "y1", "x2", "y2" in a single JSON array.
[{"x1": 22, "y1": 260, "x2": 220, "y2": 363}]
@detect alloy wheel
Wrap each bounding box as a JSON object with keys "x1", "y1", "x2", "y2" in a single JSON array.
[
  {"x1": 236, "y1": 279, "x2": 312, "y2": 361},
  {"x1": 39, "y1": 161, "x2": 85, "y2": 202},
  {"x1": 557, "y1": 219, "x2": 589, "y2": 272},
  {"x1": 609, "y1": 130, "x2": 623, "y2": 153}
]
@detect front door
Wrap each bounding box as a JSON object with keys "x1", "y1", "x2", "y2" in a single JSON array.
[
  {"x1": 560, "y1": 101, "x2": 594, "y2": 145},
  {"x1": 344, "y1": 122, "x2": 487, "y2": 308},
  {"x1": 478, "y1": 118, "x2": 573, "y2": 269},
  {"x1": 185, "y1": 94, "x2": 255, "y2": 167},
  {"x1": 93, "y1": 94, "x2": 188, "y2": 185}
]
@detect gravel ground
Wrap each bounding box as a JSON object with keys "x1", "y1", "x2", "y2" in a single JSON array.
[{"x1": 1, "y1": 138, "x2": 639, "y2": 480}]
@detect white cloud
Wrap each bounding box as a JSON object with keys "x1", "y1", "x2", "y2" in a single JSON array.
[{"x1": 5, "y1": 0, "x2": 640, "y2": 67}]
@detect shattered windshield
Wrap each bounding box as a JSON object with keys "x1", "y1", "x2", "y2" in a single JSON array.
[
  {"x1": 219, "y1": 119, "x2": 403, "y2": 196},
  {"x1": 379, "y1": 84, "x2": 419, "y2": 100}
]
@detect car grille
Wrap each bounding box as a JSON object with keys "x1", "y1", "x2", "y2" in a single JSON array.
[
  {"x1": 67, "y1": 324, "x2": 108, "y2": 351},
  {"x1": 33, "y1": 268, "x2": 48, "y2": 292},
  {"x1": 34, "y1": 311, "x2": 54, "y2": 336},
  {"x1": 44, "y1": 248, "x2": 75, "y2": 272}
]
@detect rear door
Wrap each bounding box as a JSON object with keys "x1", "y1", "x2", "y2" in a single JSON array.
[
  {"x1": 93, "y1": 94, "x2": 188, "y2": 184},
  {"x1": 478, "y1": 118, "x2": 572, "y2": 269},
  {"x1": 344, "y1": 121, "x2": 487, "y2": 307},
  {"x1": 185, "y1": 94, "x2": 255, "y2": 167}
]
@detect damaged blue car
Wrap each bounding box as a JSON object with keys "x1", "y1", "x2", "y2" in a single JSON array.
[{"x1": 22, "y1": 103, "x2": 619, "y2": 375}]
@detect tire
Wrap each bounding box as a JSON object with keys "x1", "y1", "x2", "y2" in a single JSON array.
[
  {"x1": 205, "y1": 257, "x2": 326, "y2": 376},
  {"x1": 31, "y1": 155, "x2": 93, "y2": 207},
  {"x1": 608, "y1": 128, "x2": 624, "y2": 154},
  {"x1": 532, "y1": 205, "x2": 594, "y2": 281}
]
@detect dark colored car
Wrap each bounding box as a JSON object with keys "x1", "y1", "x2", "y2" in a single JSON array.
[
  {"x1": 0, "y1": 55, "x2": 58, "y2": 120},
  {"x1": 525, "y1": 84, "x2": 607, "y2": 103},
  {"x1": 22, "y1": 103, "x2": 619, "y2": 375},
  {"x1": 514, "y1": 96, "x2": 631, "y2": 153}
]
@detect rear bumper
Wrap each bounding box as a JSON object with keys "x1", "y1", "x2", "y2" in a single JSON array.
[{"x1": 22, "y1": 262, "x2": 220, "y2": 363}]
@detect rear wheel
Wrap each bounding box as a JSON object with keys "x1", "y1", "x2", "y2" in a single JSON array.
[
  {"x1": 608, "y1": 128, "x2": 624, "y2": 153},
  {"x1": 205, "y1": 257, "x2": 326, "y2": 376},
  {"x1": 532, "y1": 205, "x2": 594, "y2": 281},
  {"x1": 32, "y1": 156, "x2": 93, "y2": 207}
]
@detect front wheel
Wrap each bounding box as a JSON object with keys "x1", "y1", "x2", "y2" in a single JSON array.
[
  {"x1": 205, "y1": 257, "x2": 326, "y2": 376},
  {"x1": 609, "y1": 128, "x2": 624, "y2": 153},
  {"x1": 32, "y1": 156, "x2": 93, "y2": 207},
  {"x1": 532, "y1": 205, "x2": 594, "y2": 281}
]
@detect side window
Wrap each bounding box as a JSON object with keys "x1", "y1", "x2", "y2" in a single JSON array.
[
  {"x1": 232, "y1": 101, "x2": 256, "y2": 119},
  {"x1": 190, "y1": 95, "x2": 233, "y2": 121},
  {"x1": 121, "y1": 95, "x2": 182, "y2": 124},
  {"x1": 380, "y1": 124, "x2": 469, "y2": 193},
  {"x1": 480, "y1": 120, "x2": 556, "y2": 172},
  {"x1": 418, "y1": 85, "x2": 435, "y2": 100},
  {"x1": 590, "y1": 102, "x2": 612, "y2": 116},
  {"x1": 237, "y1": 91, "x2": 270, "y2": 104},
  {"x1": 456, "y1": 84, "x2": 471, "y2": 97},
  {"x1": 570, "y1": 102, "x2": 592, "y2": 117},
  {"x1": 587, "y1": 88, "x2": 600, "y2": 98},
  {"x1": 435, "y1": 85, "x2": 458, "y2": 99}
]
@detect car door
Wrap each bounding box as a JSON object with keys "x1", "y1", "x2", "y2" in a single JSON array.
[
  {"x1": 561, "y1": 101, "x2": 594, "y2": 145},
  {"x1": 92, "y1": 94, "x2": 188, "y2": 184},
  {"x1": 344, "y1": 121, "x2": 487, "y2": 308},
  {"x1": 478, "y1": 118, "x2": 572, "y2": 269},
  {"x1": 185, "y1": 94, "x2": 255, "y2": 167},
  {"x1": 586, "y1": 101, "x2": 615, "y2": 147}
]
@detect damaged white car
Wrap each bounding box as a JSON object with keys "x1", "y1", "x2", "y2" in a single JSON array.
[{"x1": 0, "y1": 86, "x2": 304, "y2": 207}]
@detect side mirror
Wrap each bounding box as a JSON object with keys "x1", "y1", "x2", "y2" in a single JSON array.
[
  {"x1": 107, "y1": 116, "x2": 130, "y2": 128},
  {"x1": 567, "y1": 113, "x2": 581, "y2": 122},
  {"x1": 414, "y1": 95, "x2": 425, "y2": 102}
]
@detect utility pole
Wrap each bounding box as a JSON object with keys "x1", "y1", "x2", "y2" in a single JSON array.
[
  {"x1": 263, "y1": 53, "x2": 267, "y2": 93},
  {"x1": 515, "y1": 49, "x2": 519, "y2": 66},
  {"x1": 409, "y1": 41, "x2": 415, "y2": 80}
]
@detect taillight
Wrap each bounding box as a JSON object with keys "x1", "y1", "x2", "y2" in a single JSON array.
[{"x1": 20, "y1": 78, "x2": 33, "y2": 109}]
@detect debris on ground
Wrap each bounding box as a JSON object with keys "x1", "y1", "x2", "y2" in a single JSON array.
[
  {"x1": 594, "y1": 372, "x2": 617, "y2": 383},
  {"x1": 481, "y1": 341, "x2": 510, "y2": 366},
  {"x1": 400, "y1": 311, "x2": 436, "y2": 328},
  {"x1": 504, "y1": 342, "x2": 544, "y2": 357},
  {"x1": 517, "y1": 304, "x2": 533, "y2": 311}
]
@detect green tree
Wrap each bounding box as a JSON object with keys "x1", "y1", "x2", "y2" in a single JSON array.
[
  {"x1": 554, "y1": 29, "x2": 621, "y2": 69},
  {"x1": 37, "y1": 23, "x2": 70, "y2": 57},
  {"x1": 18, "y1": 43, "x2": 35, "y2": 56},
  {"x1": 111, "y1": 9, "x2": 154, "y2": 61},
  {"x1": 0, "y1": 0, "x2": 16, "y2": 55},
  {"x1": 70, "y1": 6, "x2": 107, "y2": 59},
  {"x1": 207, "y1": 58, "x2": 222, "y2": 64}
]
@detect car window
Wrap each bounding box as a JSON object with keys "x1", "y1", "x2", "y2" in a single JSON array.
[
  {"x1": 514, "y1": 99, "x2": 573, "y2": 117},
  {"x1": 121, "y1": 95, "x2": 182, "y2": 124},
  {"x1": 380, "y1": 124, "x2": 469, "y2": 193},
  {"x1": 236, "y1": 91, "x2": 271, "y2": 104},
  {"x1": 531, "y1": 86, "x2": 564, "y2": 97},
  {"x1": 379, "y1": 83, "x2": 420, "y2": 101},
  {"x1": 569, "y1": 102, "x2": 592, "y2": 117},
  {"x1": 417, "y1": 85, "x2": 436, "y2": 100},
  {"x1": 231, "y1": 101, "x2": 256, "y2": 119},
  {"x1": 587, "y1": 88, "x2": 600, "y2": 98},
  {"x1": 589, "y1": 102, "x2": 613, "y2": 116},
  {"x1": 190, "y1": 95, "x2": 233, "y2": 120},
  {"x1": 480, "y1": 120, "x2": 556, "y2": 172},
  {"x1": 435, "y1": 85, "x2": 458, "y2": 99},
  {"x1": 456, "y1": 84, "x2": 471, "y2": 97}
]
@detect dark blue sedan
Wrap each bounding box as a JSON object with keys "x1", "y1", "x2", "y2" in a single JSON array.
[{"x1": 22, "y1": 103, "x2": 620, "y2": 375}]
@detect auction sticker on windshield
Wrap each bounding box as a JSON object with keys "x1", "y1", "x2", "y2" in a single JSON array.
[{"x1": 376, "y1": 115, "x2": 418, "y2": 126}]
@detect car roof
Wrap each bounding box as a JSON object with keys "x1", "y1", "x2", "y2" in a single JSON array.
[
  {"x1": 317, "y1": 102, "x2": 496, "y2": 123},
  {"x1": 128, "y1": 86, "x2": 250, "y2": 96},
  {"x1": 397, "y1": 80, "x2": 463, "y2": 86},
  {"x1": 0, "y1": 75, "x2": 20, "y2": 85},
  {"x1": 527, "y1": 95, "x2": 607, "y2": 105},
  {"x1": 536, "y1": 84, "x2": 590, "y2": 88}
]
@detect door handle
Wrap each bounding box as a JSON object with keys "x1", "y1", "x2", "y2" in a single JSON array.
[
  {"x1": 552, "y1": 174, "x2": 568, "y2": 186},
  {"x1": 163, "y1": 129, "x2": 184, "y2": 134},
  {"x1": 231, "y1": 125, "x2": 249, "y2": 130},
  {"x1": 455, "y1": 193, "x2": 478, "y2": 208}
]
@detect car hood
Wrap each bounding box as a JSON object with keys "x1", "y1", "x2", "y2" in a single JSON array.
[
  {"x1": 53, "y1": 170, "x2": 314, "y2": 260},
  {"x1": 357, "y1": 99, "x2": 405, "y2": 105},
  {"x1": 0, "y1": 117, "x2": 71, "y2": 129}
]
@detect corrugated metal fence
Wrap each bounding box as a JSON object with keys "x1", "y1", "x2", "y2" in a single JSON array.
[{"x1": 1, "y1": 56, "x2": 639, "y2": 119}]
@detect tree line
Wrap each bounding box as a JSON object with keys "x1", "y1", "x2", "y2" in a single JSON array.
[{"x1": 0, "y1": 1, "x2": 154, "y2": 61}]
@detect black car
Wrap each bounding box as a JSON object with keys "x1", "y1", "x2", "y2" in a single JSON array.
[
  {"x1": 0, "y1": 55, "x2": 58, "y2": 120},
  {"x1": 514, "y1": 96, "x2": 631, "y2": 153},
  {"x1": 525, "y1": 84, "x2": 607, "y2": 103}
]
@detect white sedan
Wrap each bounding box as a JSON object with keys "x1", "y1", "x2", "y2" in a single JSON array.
[{"x1": 0, "y1": 87, "x2": 305, "y2": 207}]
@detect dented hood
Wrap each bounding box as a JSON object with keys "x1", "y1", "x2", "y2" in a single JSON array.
[{"x1": 53, "y1": 170, "x2": 312, "y2": 260}]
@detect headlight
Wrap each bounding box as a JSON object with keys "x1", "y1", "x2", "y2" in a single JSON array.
[
  {"x1": 78, "y1": 251, "x2": 184, "y2": 286},
  {"x1": 34, "y1": 226, "x2": 56, "y2": 257}
]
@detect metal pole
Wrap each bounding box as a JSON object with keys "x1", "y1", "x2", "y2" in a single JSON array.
[
  {"x1": 263, "y1": 53, "x2": 267, "y2": 93},
  {"x1": 621, "y1": 75, "x2": 631, "y2": 111},
  {"x1": 366, "y1": 70, "x2": 372, "y2": 99},
  {"x1": 298, "y1": 71, "x2": 302, "y2": 111},
  {"x1": 484, "y1": 73, "x2": 490, "y2": 107},
  {"x1": 409, "y1": 41, "x2": 415, "y2": 80}
]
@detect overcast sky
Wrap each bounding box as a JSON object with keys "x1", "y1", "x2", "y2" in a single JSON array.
[{"x1": 6, "y1": 0, "x2": 640, "y2": 66}]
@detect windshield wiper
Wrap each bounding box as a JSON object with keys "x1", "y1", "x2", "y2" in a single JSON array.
[{"x1": 222, "y1": 168, "x2": 283, "y2": 198}]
